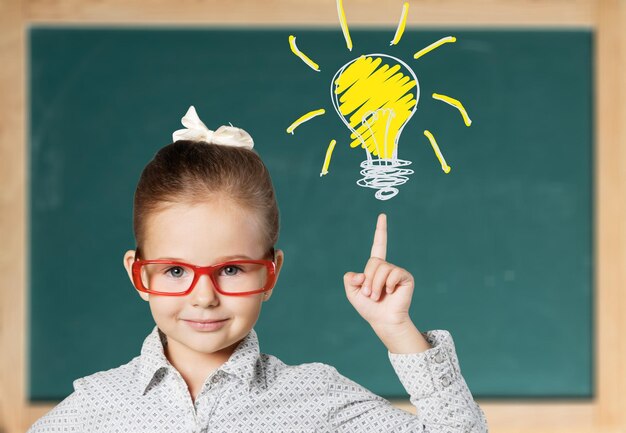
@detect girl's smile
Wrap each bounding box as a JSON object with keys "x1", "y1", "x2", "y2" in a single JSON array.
[{"x1": 182, "y1": 318, "x2": 230, "y2": 331}]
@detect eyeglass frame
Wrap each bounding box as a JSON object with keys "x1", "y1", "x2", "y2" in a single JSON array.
[{"x1": 131, "y1": 246, "x2": 277, "y2": 297}]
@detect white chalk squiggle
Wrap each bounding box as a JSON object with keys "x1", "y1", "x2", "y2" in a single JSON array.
[{"x1": 357, "y1": 159, "x2": 414, "y2": 200}]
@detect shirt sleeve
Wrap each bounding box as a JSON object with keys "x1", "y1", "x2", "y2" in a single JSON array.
[
  {"x1": 388, "y1": 330, "x2": 488, "y2": 432},
  {"x1": 325, "y1": 330, "x2": 488, "y2": 433},
  {"x1": 26, "y1": 378, "x2": 87, "y2": 433}
]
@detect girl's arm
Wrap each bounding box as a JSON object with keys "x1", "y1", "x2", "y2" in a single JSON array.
[
  {"x1": 335, "y1": 213, "x2": 488, "y2": 432},
  {"x1": 325, "y1": 327, "x2": 488, "y2": 432}
]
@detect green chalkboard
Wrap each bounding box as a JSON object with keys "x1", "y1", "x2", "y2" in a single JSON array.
[{"x1": 29, "y1": 28, "x2": 593, "y2": 400}]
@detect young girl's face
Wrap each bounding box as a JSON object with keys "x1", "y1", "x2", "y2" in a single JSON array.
[{"x1": 123, "y1": 196, "x2": 283, "y2": 362}]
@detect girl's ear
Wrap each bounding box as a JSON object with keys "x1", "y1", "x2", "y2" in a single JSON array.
[
  {"x1": 262, "y1": 249, "x2": 284, "y2": 303},
  {"x1": 123, "y1": 250, "x2": 149, "y2": 302},
  {"x1": 273, "y1": 248, "x2": 285, "y2": 283}
]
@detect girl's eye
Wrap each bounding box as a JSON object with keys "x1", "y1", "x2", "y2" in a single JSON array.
[
  {"x1": 221, "y1": 265, "x2": 242, "y2": 276},
  {"x1": 165, "y1": 266, "x2": 186, "y2": 278}
]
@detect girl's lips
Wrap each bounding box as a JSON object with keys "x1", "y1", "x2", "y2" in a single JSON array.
[{"x1": 183, "y1": 318, "x2": 229, "y2": 331}]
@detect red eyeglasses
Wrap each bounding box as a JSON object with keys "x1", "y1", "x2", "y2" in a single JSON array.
[{"x1": 132, "y1": 247, "x2": 277, "y2": 296}]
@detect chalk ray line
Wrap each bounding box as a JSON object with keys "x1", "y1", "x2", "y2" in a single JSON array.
[
  {"x1": 337, "y1": 0, "x2": 353, "y2": 51},
  {"x1": 414, "y1": 36, "x2": 456, "y2": 60},
  {"x1": 424, "y1": 130, "x2": 451, "y2": 173},
  {"x1": 320, "y1": 139, "x2": 337, "y2": 176},
  {"x1": 286, "y1": 109, "x2": 326, "y2": 134},
  {"x1": 432, "y1": 93, "x2": 472, "y2": 126},
  {"x1": 288, "y1": 35, "x2": 321, "y2": 71},
  {"x1": 390, "y1": 2, "x2": 409, "y2": 46}
]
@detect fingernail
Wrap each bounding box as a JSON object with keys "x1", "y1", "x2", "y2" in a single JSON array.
[{"x1": 362, "y1": 286, "x2": 370, "y2": 295}]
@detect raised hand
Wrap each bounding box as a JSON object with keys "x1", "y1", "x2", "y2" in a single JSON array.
[
  {"x1": 343, "y1": 213, "x2": 414, "y2": 326},
  {"x1": 343, "y1": 213, "x2": 431, "y2": 353}
]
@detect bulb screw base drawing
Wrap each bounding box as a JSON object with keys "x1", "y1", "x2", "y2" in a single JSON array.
[{"x1": 357, "y1": 158, "x2": 414, "y2": 200}]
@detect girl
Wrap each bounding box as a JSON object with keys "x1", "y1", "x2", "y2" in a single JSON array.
[{"x1": 28, "y1": 106, "x2": 488, "y2": 433}]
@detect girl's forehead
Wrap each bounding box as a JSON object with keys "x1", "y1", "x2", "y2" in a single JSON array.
[
  {"x1": 142, "y1": 200, "x2": 267, "y2": 259},
  {"x1": 148, "y1": 197, "x2": 237, "y2": 218}
]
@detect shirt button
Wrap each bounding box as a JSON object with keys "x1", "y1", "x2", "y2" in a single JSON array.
[
  {"x1": 441, "y1": 375, "x2": 452, "y2": 387},
  {"x1": 434, "y1": 352, "x2": 444, "y2": 364}
]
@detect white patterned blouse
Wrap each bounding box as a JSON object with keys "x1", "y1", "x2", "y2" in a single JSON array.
[{"x1": 27, "y1": 325, "x2": 488, "y2": 433}]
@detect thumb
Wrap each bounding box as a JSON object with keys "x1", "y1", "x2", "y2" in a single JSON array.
[{"x1": 343, "y1": 272, "x2": 365, "y2": 295}]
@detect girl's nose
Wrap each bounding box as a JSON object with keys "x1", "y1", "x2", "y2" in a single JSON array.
[{"x1": 190, "y1": 274, "x2": 220, "y2": 307}]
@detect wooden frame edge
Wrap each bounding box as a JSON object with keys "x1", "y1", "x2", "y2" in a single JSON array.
[{"x1": 1, "y1": 1, "x2": 623, "y2": 432}]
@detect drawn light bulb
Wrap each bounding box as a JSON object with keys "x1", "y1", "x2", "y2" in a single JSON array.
[
  {"x1": 287, "y1": 3, "x2": 471, "y2": 198},
  {"x1": 331, "y1": 53, "x2": 419, "y2": 200}
]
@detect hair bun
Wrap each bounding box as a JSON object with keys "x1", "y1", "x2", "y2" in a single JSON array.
[{"x1": 172, "y1": 106, "x2": 254, "y2": 149}]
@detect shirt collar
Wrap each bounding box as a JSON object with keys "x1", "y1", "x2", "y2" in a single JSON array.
[
  {"x1": 219, "y1": 327, "x2": 263, "y2": 392},
  {"x1": 137, "y1": 326, "x2": 170, "y2": 395},
  {"x1": 137, "y1": 325, "x2": 263, "y2": 395}
]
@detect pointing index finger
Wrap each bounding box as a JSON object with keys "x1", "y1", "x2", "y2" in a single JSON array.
[{"x1": 370, "y1": 213, "x2": 387, "y2": 260}]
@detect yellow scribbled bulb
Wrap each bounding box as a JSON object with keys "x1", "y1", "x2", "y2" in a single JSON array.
[{"x1": 331, "y1": 54, "x2": 419, "y2": 159}]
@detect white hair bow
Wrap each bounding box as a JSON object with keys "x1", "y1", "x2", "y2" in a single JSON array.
[{"x1": 172, "y1": 106, "x2": 254, "y2": 149}]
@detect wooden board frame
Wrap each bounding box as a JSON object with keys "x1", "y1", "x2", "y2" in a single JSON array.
[{"x1": 1, "y1": 1, "x2": 624, "y2": 432}]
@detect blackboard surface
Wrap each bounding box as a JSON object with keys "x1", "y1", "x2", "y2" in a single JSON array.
[{"x1": 29, "y1": 28, "x2": 592, "y2": 400}]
